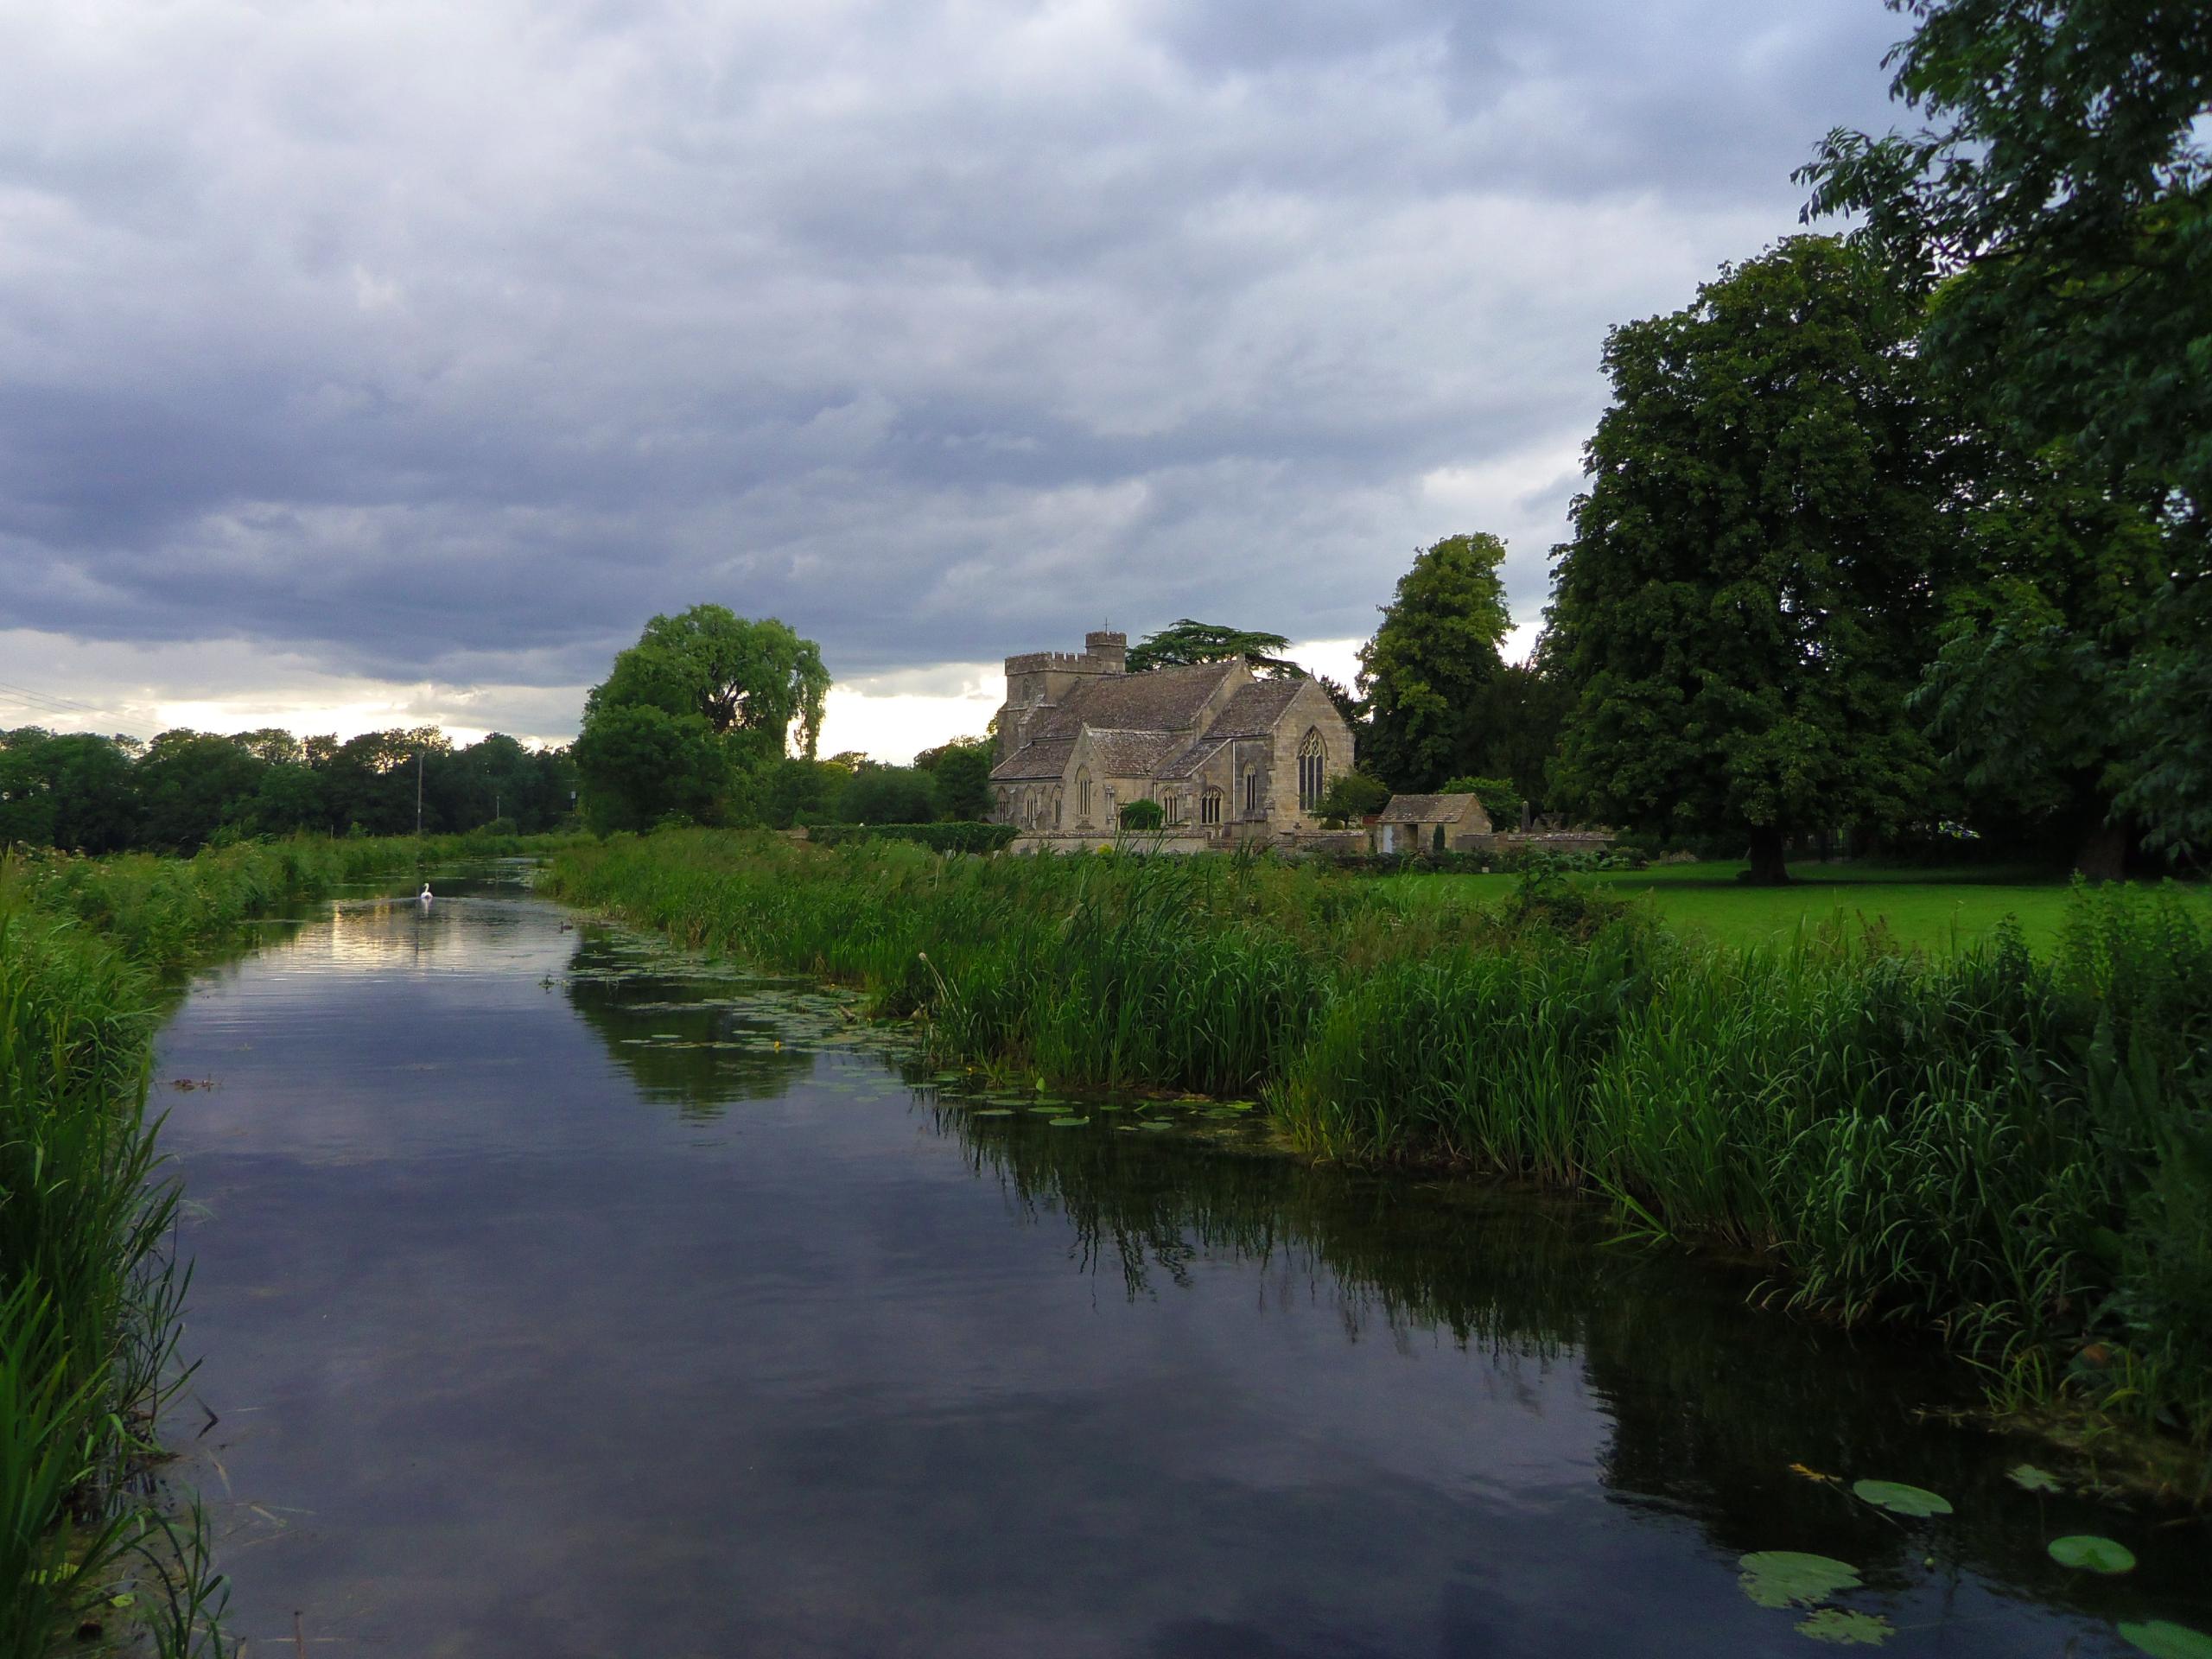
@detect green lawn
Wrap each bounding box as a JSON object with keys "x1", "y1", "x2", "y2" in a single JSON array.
[{"x1": 1391, "y1": 860, "x2": 2212, "y2": 953}]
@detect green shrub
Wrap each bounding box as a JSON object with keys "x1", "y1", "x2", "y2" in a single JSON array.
[{"x1": 1118, "y1": 798, "x2": 1165, "y2": 831}]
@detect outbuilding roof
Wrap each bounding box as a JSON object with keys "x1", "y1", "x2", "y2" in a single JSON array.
[{"x1": 1376, "y1": 792, "x2": 1489, "y2": 825}]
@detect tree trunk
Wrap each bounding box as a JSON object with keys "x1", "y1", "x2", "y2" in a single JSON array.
[
  {"x1": 1744, "y1": 823, "x2": 1791, "y2": 885},
  {"x1": 2075, "y1": 818, "x2": 2128, "y2": 882}
]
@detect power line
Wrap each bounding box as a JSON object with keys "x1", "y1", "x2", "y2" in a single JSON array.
[
  {"x1": 0, "y1": 679, "x2": 114, "y2": 716},
  {"x1": 0, "y1": 681, "x2": 157, "y2": 743}
]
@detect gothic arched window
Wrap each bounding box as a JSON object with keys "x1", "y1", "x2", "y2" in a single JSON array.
[
  {"x1": 1298, "y1": 728, "x2": 1325, "y2": 811},
  {"x1": 1201, "y1": 788, "x2": 1223, "y2": 826},
  {"x1": 1077, "y1": 767, "x2": 1093, "y2": 823}
]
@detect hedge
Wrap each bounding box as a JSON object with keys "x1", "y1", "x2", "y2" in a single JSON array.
[{"x1": 804, "y1": 822, "x2": 1019, "y2": 854}]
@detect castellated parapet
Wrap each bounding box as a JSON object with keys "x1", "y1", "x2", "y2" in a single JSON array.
[{"x1": 997, "y1": 633, "x2": 1131, "y2": 763}]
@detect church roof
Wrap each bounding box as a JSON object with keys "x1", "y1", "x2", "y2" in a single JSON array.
[
  {"x1": 1203, "y1": 678, "x2": 1306, "y2": 740},
  {"x1": 1027, "y1": 660, "x2": 1238, "y2": 741},
  {"x1": 992, "y1": 660, "x2": 1242, "y2": 784},
  {"x1": 1084, "y1": 730, "x2": 1186, "y2": 776},
  {"x1": 1377, "y1": 793, "x2": 1488, "y2": 824},
  {"x1": 989, "y1": 739, "x2": 1076, "y2": 782},
  {"x1": 1156, "y1": 679, "x2": 1306, "y2": 779}
]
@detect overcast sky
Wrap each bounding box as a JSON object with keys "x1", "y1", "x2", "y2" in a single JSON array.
[{"x1": 0, "y1": 0, "x2": 1906, "y2": 759}]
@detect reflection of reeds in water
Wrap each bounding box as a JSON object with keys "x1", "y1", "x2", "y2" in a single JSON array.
[
  {"x1": 0, "y1": 839, "x2": 430, "y2": 1656},
  {"x1": 547, "y1": 830, "x2": 2212, "y2": 1466},
  {"x1": 924, "y1": 1090, "x2": 2145, "y2": 1616}
]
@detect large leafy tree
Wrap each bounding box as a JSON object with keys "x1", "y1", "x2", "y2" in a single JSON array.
[
  {"x1": 1357, "y1": 533, "x2": 1512, "y2": 791},
  {"x1": 572, "y1": 703, "x2": 729, "y2": 831},
  {"x1": 135, "y1": 730, "x2": 270, "y2": 849},
  {"x1": 578, "y1": 607, "x2": 830, "y2": 830},
  {"x1": 1124, "y1": 620, "x2": 1303, "y2": 678},
  {"x1": 1546, "y1": 237, "x2": 1956, "y2": 883},
  {"x1": 1801, "y1": 0, "x2": 2211, "y2": 853},
  {"x1": 1915, "y1": 447, "x2": 2170, "y2": 873},
  {"x1": 315, "y1": 728, "x2": 448, "y2": 837},
  {"x1": 1458, "y1": 664, "x2": 1572, "y2": 814},
  {"x1": 913, "y1": 735, "x2": 995, "y2": 821},
  {"x1": 588, "y1": 607, "x2": 829, "y2": 771}
]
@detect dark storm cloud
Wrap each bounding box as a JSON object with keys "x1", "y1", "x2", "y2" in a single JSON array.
[{"x1": 0, "y1": 0, "x2": 1904, "y2": 690}]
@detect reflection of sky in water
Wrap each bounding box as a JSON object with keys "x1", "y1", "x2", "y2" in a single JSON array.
[{"x1": 154, "y1": 888, "x2": 2209, "y2": 1658}]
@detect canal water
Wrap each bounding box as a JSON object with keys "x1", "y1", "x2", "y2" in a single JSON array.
[{"x1": 154, "y1": 875, "x2": 2208, "y2": 1657}]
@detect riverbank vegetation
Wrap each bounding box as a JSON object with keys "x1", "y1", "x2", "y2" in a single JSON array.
[
  {"x1": 1395, "y1": 861, "x2": 2212, "y2": 955},
  {"x1": 547, "y1": 830, "x2": 2212, "y2": 1485},
  {"x1": 0, "y1": 836, "x2": 496, "y2": 1655}
]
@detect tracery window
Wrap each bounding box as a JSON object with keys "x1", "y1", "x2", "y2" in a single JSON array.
[
  {"x1": 1243, "y1": 768, "x2": 1260, "y2": 816},
  {"x1": 1201, "y1": 788, "x2": 1222, "y2": 826},
  {"x1": 1077, "y1": 768, "x2": 1092, "y2": 823},
  {"x1": 1298, "y1": 729, "x2": 1325, "y2": 811}
]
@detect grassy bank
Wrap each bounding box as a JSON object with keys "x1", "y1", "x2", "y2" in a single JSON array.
[
  {"x1": 0, "y1": 836, "x2": 474, "y2": 1656},
  {"x1": 1394, "y1": 859, "x2": 2212, "y2": 953},
  {"x1": 545, "y1": 830, "x2": 2212, "y2": 1484}
]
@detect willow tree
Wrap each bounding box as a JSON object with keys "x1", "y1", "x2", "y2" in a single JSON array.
[
  {"x1": 577, "y1": 606, "x2": 829, "y2": 830},
  {"x1": 1546, "y1": 237, "x2": 1955, "y2": 883}
]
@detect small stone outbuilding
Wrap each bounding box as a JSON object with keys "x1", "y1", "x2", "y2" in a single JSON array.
[{"x1": 1374, "y1": 793, "x2": 1493, "y2": 855}]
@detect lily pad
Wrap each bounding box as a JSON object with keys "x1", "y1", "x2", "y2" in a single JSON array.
[
  {"x1": 1738, "y1": 1553, "x2": 1863, "y2": 1610},
  {"x1": 971, "y1": 1109, "x2": 1014, "y2": 1117},
  {"x1": 1139, "y1": 1121, "x2": 1174, "y2": 1132},
  {"x1": 1048, "y1": 1116, "x2": 1090, "y2": 1128},
  {"x1": 108, "y1": 1593, "x2": 135, "y2": 1610},
  {"x1": 2047, "y1": 1535, "x2": 2135, "y2": 1574},
  {"x1": 1797, "y1": 1610, "x2": 1892, "y2": 1646},
  {"x1": 1852, "y1": 1479, "x2": 1953, "y2": 1517},
  {"x1": 2006, "y1": 1463, "x2": 2062, "y2": 1493},
  {"x1": 2120, "y1": 1621, "x2": 2212, "y2": 1659}
]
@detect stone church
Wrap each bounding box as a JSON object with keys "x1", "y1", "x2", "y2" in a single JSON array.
[{"x1": 988, "y1": 631, "x2": 1356, "y2": 846}]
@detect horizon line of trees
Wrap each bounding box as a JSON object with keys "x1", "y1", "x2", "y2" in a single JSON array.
[{"x1": 0, "y1": 724, "x2": 579, "y2": 854}]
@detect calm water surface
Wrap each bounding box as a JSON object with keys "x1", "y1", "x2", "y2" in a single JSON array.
[{"x1": 154, "y1": 877, "x2": 2209, "y2": 1657}]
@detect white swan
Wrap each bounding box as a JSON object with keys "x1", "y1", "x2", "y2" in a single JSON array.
[{"x1": 419, "y1": 883, "x2": 434, "y2": 906}]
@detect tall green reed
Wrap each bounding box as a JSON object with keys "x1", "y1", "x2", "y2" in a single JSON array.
[
  {"x1": 548, "y1": 831, "x2": 2212, "y2": 1458},
  {"x1": 1, "y1": 835, "x2": 435, "y2": 1655}
]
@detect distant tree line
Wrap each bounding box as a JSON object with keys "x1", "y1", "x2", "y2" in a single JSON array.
[{"x1": 0, "y1": 724, "x2": 578, "y2": 853}]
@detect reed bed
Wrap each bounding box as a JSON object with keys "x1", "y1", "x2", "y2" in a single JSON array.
[
  {"x1": 0, "y1": 837, "x2": 437, "y2": 1656},
  {"x1": 547, "y1": 829, "x2": 2212, "y2": 1463}
]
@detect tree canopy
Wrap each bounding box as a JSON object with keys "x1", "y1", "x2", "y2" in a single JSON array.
[
  {"x1": 1545, "y1": 237, "x2": 1956, "y2": 882},
  {"x1": 1125, "y1": 620, "x2": 1303, "y2": 677},
  {"x1": 0, "y1": 724, "x2": 575, "y2": 851},
  {"x1": 912, "y1": 735, "x2": 995, "y2": 821},
  {"x1": 587, "y1": 607, "x2": 830, "y2": 770},
  {"x1": 1801, "y1": 0, "x2": 2211, "y2": 855},
  {"x1": 576, "y1": 607, "x2": 830, "y2": 830},
  {"x1": 1357, "y1": 534, "x2": 1513, "y2": 791}
]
